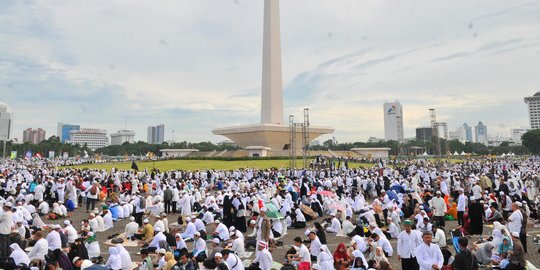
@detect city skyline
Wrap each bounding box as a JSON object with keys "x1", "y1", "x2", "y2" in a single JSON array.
[{"x1": 1, "y1": 1, "x2": 538, "y2": 143}]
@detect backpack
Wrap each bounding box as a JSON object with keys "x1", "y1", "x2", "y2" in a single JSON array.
[
  {"x1": 139, "y1": 196, "x2": 146, "y2": 209},
  {"x1": 90, "y1": 186, "x2": 98, "y2": 195}
]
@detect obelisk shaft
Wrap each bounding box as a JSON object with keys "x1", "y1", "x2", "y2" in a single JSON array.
[{"x1": 261, "y1": 0, "x2": 284, "y2": 125}]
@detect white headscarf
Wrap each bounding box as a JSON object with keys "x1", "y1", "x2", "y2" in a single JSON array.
[
  {"x1": 175, "y1": 233, "x2": 187, "y2": 250},
  {"x1": 10, "y1": 243, "x2": 30, "y2": 266},
  {"x1": 116, "y1": 244, "x2": 132, "y2": 270},
  {"x1": 31, "y1": 212, "x2": 46, "y2": 229}
]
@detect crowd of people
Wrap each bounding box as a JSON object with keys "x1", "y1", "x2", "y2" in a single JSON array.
[{"x1": 0, "y1": 156, "x2": 538, "y2": 270}]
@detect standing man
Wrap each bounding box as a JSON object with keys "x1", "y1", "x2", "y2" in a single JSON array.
[
  {"x1": 397, "y1": 220, "x2": 422, "y2": 270},
  {"x1": 416, "y1": 231, "x2": 443, "y2": 270},
  {"x1": 430, "y1": 191, "x2": 447, "y2": 227},
  {"x1": 452, "y1": 237, "x2": 478, "y2": 270},
  {"x1": 457, "y1": 189, "x2": 467, "y2": 226},
  {"x1": 0, "y1": 202, "x2": 14, "y2": 260},
  {"x1": 509, "y1": 232, "x2": 526, "y2": 270},
  {"x1": 163, "y1": 185, "x2": 173, "y2": 214}
]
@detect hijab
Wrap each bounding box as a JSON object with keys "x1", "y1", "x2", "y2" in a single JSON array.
[
  {"x1": 474, "y1": 243, "x2": 493, "y2": 264},
  {"x1": 373, "y1": 247, "x2": 388, "y2": 264},
  {"x1": 175, "y1": 233, "x2": 187, "y2": 250},
  {"x1": 116, "y1": 244, "x2": 132, "y2": 270},
  {"x1": 9, "y1": 243, "x2": 30, "y2": 266},
  {"x1": 31, "y1": 212, "x2": 46, "y2": 229},
  {"x1": 333, "y1": 243, "x2": 350, "y2": 261},
  {"x1": 163, "y1": 252, "x2": 177, "y2": 270},
  {"x1": 498, "y1": 237, "x2": 512, "y2": 255},
  {"x1": 491, "y1": 229, "x2": 503, "y2": 251}
]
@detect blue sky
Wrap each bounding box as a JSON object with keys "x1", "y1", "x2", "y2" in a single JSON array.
[{"x1": 1, "y1": 0, "x2": 539, "y2": 143}]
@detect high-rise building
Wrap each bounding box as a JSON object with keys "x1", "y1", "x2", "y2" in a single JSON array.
[
  {"x1": 110, "y1": 130, "x2": 135, "y2": 145},
  {"x1": 147, "y1": 124, "x2": 165, "y2": 144},
  {"x1": 23, "y1": 128, "x2": 46, "y2": 144},
  {"x1": 68, "y1": 129, "x2": 108, "y2": 150},
  {"x1": 461, "y1": 123, "x2": 473, "y2": 142},
  {"x1": 511, "y1": 128, "x2": 529, "y2": 145},
  {"x1": 524, "y1": 91, "x2": 540, "y2": 129},
  {"x1": 416, "y1": 127, "x2": 433, "y2": 141},
  {"x1": 57, "y1": 122, "x2": 80, "y2": 143},
  {"x1": 475, "y1": 121, "x2": 488, "y2": 145},
  {"x1": 0, "y1": 102, "x2": 12, "y2": 141},
  {"x1": 383, "y1": 101, "x2": 404, "y2": 143}
]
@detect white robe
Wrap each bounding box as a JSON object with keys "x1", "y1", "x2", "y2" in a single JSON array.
[
  {"x1": 116, "y1": 244, "x2": 132, "y2": 270},
  {"x1": 9, "y1": 243, "x2": 30, "y2": 266}
]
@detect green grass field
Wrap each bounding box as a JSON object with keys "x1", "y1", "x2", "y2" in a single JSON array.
[{"x1": 64, "y1": 159, "x2": 376, "y2": 171}]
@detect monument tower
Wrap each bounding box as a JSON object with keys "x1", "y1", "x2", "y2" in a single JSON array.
[{"x1": 212, "y1": 0, "x2": 334, "y2": 156}]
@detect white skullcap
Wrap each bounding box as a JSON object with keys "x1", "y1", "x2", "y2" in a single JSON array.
[{"x1": 212, "y1": 238, "x2": 220, "y2": 244}]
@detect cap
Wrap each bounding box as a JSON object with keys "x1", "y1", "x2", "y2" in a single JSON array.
[
  {"x1": 215, "y1": 252, "x2": 222, "y2": 258},
  {"x1": 214, "y1": 220, "x2": 220, "y2": 224},
  {"x1": 72, "y1": 256, "x2": 82, "y2": 264},
  {"x1": 511, "y1": 232, "x2": 519, "y2": 238},
  {"x1": 330, "y1": 212, "x2": 336, "y2": 217},
  {"x1": 516, "y1": 202, "x2": 523, "y2": 207},
  {"x1": 404, "y1": 219, "x2": 413, "y2": 225},
  {"x1": 87, "y1": 232, "x2": 94, "y2": 237},
  {"x1": 158, "y1": 248, "x2": 166, "y2": 254},
  {"x1": 260, "y1": 207, "x2": 267, "y2": 212},
  {"x1": 212, "y1": 238, "x2": 220, "y2": 244},
  {"x1": 436, "y1": 191, "x2": 441, "y2": 194},
  {"x1": 130, "y1": 217, "x2": 135, "y2": 221},
  {"x1": 143, "y1": 219, "x2": 149, "y2": 224},
  {"x1": 185, "y1": 217, "x2": 191, "y2": 222},
  {"x1": 422, "y1": 230, "x2": 433, "y2": 236},
  {"x1": 154, "y1": 227, "x2": 161, "y2": 232},
  {"x1": 64, "y1": 220, "x2": 71, "y2": 226},
  {"x1": 194, "y1": 232, "x2": 201, "y2": 237},
  {"x1": 500, "y1": 191, "x2": 505, "y2": 195},
  {"x1": 250, "y1": 220, "x2": 256, "y2": 225},
  {"x1": 4, "y1": 202, "x2": 12, "y2": 208},
  {"x1": 229, "y1": 226, "x2": 236, "y2": 232}
]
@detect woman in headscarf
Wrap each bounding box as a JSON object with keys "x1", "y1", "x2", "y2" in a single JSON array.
[
  {"x1": 52, "y1": 202, "x2": 64, "y2": 217},
  {"x1": 175, "y1": 233, "x2": 188, "y2": 255},
  {"x1": 497, "y1": 237, "x2": 512, "y2": 256},
  {"x1": 162, "y1": 252, "x2": 177, "y2": 270},
  {"x1": 490, "y1": 229, "x2": 504, "y2": 254},
  {"x1": 116, "y1": 244, "x2": 132, "y2": 270},
  {"x1": 373, "y1": 247, "x2": 388, "y2": 265},
  {"x1": 474, "y1": 243, "x2": 494, "y2": 265},
  {"x1": 317, "y1": 245, "x2": 334, "y2": 270},
  {"x1": 85, "y1": 232, "x2": 100, "y2": 259},
  {"x1": 9, "y1": 243, "x2": 30, "y2": 266},
  {"x1": 493, "y1": 221, "x2": 513, "y2": 246},
  {"x1": 222, "y1": 195, "x2": 234, "y2": 228},
  {"x1": 105, "y1": 247, "x2": 122, "y2": 270},
  {"x1": 52, "y1": 248, "x2": 74, "y2": 270},
  {"x1": 31, "y1": 212, "x2": 46, "y2": 230},
  {"x1": 446, "y1": 202, "x2": 458, "y2": 220},
  {"x1": 333, "y1": 243, "x2": 351, "y2": 270}
]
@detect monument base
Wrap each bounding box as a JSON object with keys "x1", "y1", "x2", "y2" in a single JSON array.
[{"x1": 212, "y1": 124, "x2": 334, "y2": 151}]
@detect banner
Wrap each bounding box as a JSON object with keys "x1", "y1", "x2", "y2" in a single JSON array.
[
  {"x1": 10, "y1": 151, "x2": 16, "y2": 159},
  {"x1": 35, "y1": 153, "x2": 42, "y2": 159},
  {"x1": 63, "y1": 152, "x2": 69, "y2": 159},
  {"x1": 25, "y1": 151, "x2": 32, "y2": 159},
  {"x1": 48, "y1": 151, "x2": 55, "y2": 159}
]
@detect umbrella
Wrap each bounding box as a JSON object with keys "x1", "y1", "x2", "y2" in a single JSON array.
[
  {"x1": 386, "y1": 190, "x2": 399, "y2": 202},
  {"x1": 318, "y1": 190, "x2": 336, "y2": 197},
  {"x1": 264, "y1": 202, "x2": 283, "y2": 219}
]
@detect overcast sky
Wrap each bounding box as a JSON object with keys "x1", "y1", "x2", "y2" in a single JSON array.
[{"x1": 1, "y1": 0, "x2": 539, "y2": 143}]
